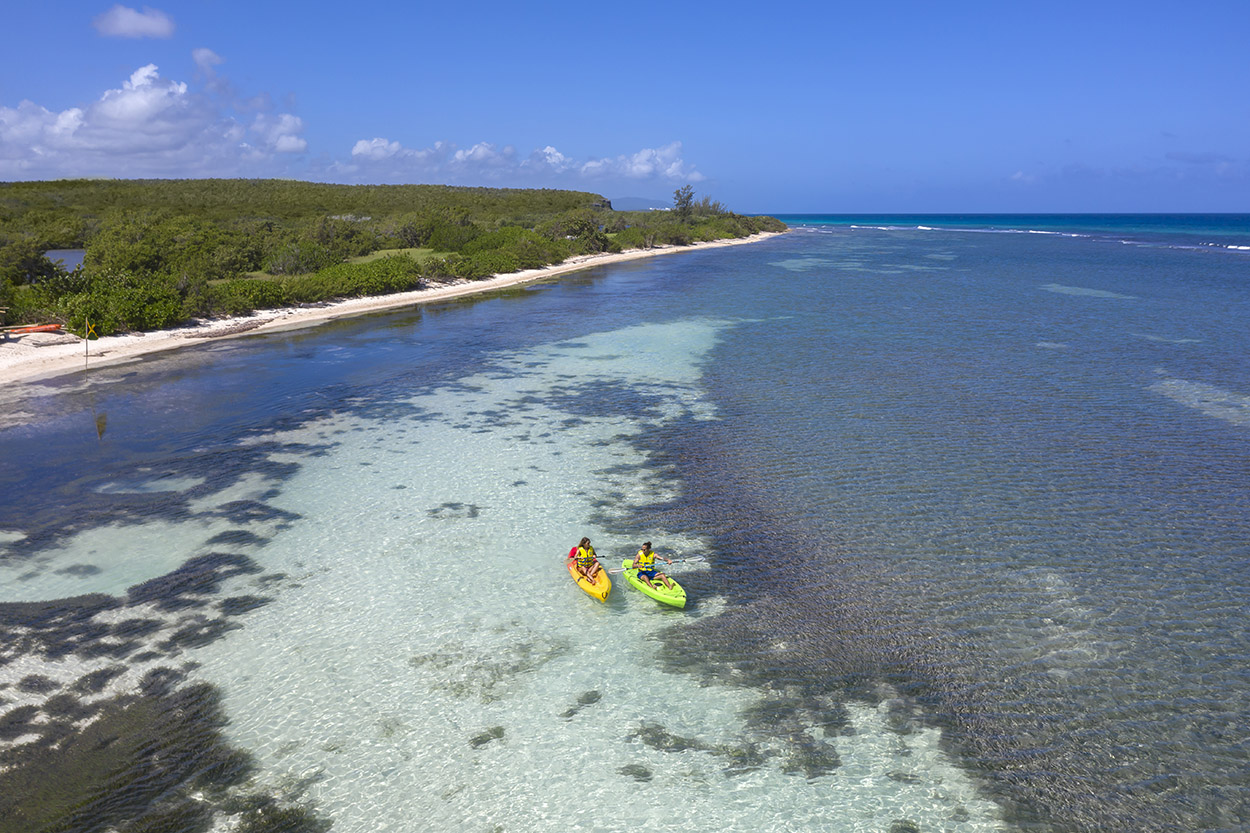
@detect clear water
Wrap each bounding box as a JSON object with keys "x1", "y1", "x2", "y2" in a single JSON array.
[
  {"x1": 2, "y1": 220, "x2": 1248, "y2": 832},
  {"x1": 42, "y1": 249, "x2": 86, "y2": 271}
]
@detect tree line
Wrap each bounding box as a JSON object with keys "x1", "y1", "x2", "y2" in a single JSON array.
[{"x1": 0, "y1": 179, "x2": 785, "y2": 335}]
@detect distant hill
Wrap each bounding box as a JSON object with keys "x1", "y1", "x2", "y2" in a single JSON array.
[{"x1": 609, "y1": 196, "x2": 671, "y2": 212}]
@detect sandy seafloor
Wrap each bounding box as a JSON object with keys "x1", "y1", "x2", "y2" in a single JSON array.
[
  {"x1": 0, "y1": 231, "x2": 1008, "y2": 832},
  {"x1": 182, "y1": 320, "x2": 1000, "y2": 831}
]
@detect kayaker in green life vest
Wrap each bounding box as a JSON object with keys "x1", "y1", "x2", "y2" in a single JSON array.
[
  {"x1": 631, "y1": 541, "x2": 674, "y2": 589},
  {"x1": 573, "y1": 537, "x2": 603, "y2": 582}
]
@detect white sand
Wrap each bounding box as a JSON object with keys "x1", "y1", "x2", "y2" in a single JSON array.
[{"x1": 0, "y1": 233, "x2": 783, "y2": 386}]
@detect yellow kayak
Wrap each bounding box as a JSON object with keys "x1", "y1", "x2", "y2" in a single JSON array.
[{"x1": 567, "y1": 550, "x2": 610, "y2": 602}]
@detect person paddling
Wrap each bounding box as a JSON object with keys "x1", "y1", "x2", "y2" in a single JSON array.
[
  {"x1": 631, "y1": 541, "x2": 674, "y2": 589},
  {"x1": 571, "y1": 537, "x2": 603, "y2": 583}
]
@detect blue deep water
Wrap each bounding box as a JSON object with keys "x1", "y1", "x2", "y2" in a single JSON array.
[{"x1": 1, "y1": 216, "x2": 1248, "y2": 832}]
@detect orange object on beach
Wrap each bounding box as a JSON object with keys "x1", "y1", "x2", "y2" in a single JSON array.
[{"x1": 2, "y1": 323, "x2": 63, "y2": 335}]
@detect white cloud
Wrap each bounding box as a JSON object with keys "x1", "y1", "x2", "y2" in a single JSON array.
[
  {"x1": 273, "y1": 135, "x2": 305, "y2": 153},
  {"x1": 251, "y1": 113, "x2": 307, "y2": 154},
  {"x1": 343, "y1": 138, "x2": 703, "y2": 187},
  {"x1": 93, "y1": 5, "x2": 175, "y2": 39},
  {"x1": 0, "y1": 61, "x2": 306, "y2": 178},
  {"x1": 352, "y1": 138, "x2": 401, "y2": 160},
  {"x1": 93, "y1": 64, "x2": 188, "y2": 129},
  {"x1": 0, "y1": 102, "x2": 76, "y2": 172},
  {"x1": 524, "y1": 145, "x2": 574, "y2": 173},
  {"x1": 192, "y1": 48, "x2": 224, "y2": 76},
  {"x1": 349, "y1": 138, "x2": 447, "y2": 168},
  {"x1": 579, "y1": 142, "x2": 704, "y2": 182},
  {"x1": 189, "y1": 48, "x2": 235, "y2": 100},
  {"x1": 0, "y1": 54, "x2": 703, "y2": 188},
  {"x1": 14, "y1": 63, "x2": 207, "y2": 160},
  {"x1": 451, "y1": 142, "x2": 514, "y2": 168}
]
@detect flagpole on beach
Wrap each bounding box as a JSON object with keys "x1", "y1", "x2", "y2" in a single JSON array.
[{"x1": 84, "y1": 316, "x2": 95, "y2": 368}]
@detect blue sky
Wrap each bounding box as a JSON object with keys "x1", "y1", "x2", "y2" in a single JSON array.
[{"x1": 1, "y1": 1, "x2": 1246, "y2": 212}]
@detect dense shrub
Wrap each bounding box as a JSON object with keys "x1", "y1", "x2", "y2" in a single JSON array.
[
  {"x1": 461, "y1": 227, "x2": 569, "y2": 271},
  {"x1": 0, "y1": 180, "x2": 786, "y2": 331},
  {"x1": 86, "y1": 212, "x2": 262, "y2": 283},
  {"x1": 60, "y1": 271, "x2": 186, "y2": 335},
  {"x1": 536, "y1": 209, "x2": 598, "y2": 240},
  {"x1": 654, "y1": 224, "x2": 693, "y2": 246},
  {"x1": 285, "y1": 255, "x2": 424, "y2": 304},
  {"x1": 457, "y1": 250, "x2": 519, "y2": 279},
  {"x1": 262, "y1": 239, "x2": 339, "y2": 276},
  {"x1": 0, "y1": 239, "x2": 62, "y2": 286},
  {"x1": 0, "y1": 277, "x2": 15, "y2": 322},
  {"x1": 421, "y1": 255, "x2": 463, "y2": 279},
  {"x1": 19, "y1": 268, "x2": 91, "y2": 323},
  {"x1": 613, "y1": 227, "x2": 654, "y2": 249},
  {"x1": 305, "y1": 216, "x2": 377, "y2": 258},
  {"x1": 426, "y1": 217, "x2": 482, "y2": 252},
  {"x1": 3, "y1": 283, "x2": 52, "y2": 325},
  {"x1": 534, "y1": 210, "x2": 617, "y2": 255},
  {"x1": 204, "y1": 278, "x2": 291, "y2": 317},
  {"x1": 0, "y1": 180, "x2": 601, "y2": 248},
  {"x1": 611, "y1": 210, "x2": 785, "y2": 250},
  {"x1": 573, "y1": 229, "x2": 618, "y2": 255}
]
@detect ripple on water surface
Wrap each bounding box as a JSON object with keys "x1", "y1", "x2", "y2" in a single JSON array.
[{"x1": 169, "y1": 320, "x2": 1007, "y2": 832}]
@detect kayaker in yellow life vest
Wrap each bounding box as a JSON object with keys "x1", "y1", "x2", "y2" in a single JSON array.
[
  {"x1": 631, "y1": 541, "x2": 674, "y2": 589},
  {"x1": 573, "y1": 536, "x2": 603, "y2": 582}
]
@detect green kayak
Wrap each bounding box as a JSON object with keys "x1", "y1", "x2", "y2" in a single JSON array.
[{"x1": 620, "y1": 560, "x2": 686, "y2": 609}]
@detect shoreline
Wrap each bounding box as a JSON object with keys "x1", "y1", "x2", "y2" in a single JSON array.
[{"x1": 0, "y1": 231, "x2": 784, "y2": 386}]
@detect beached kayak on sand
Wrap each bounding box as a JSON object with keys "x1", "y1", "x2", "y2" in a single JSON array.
[
  {"x1": 620, "y1": 559, "x2": 686, "y2": 608},
  {"x1": 1, "y1": 323, "x2": 63, "y2": 336},
  {"x1": 567, "y1": 548, "x2": 610, "y2": 602}
]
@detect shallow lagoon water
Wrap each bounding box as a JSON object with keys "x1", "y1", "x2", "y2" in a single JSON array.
[
  {"x1": 3, "y1": 221, "x2": 1249, "y2": 832},
  {"x1": 183, "y1": 328, "x2": 1000, "y2": 831}
]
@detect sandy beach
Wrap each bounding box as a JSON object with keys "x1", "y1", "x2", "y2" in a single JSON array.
[{"x1": 0, "y1": 232, "x2": 783, "y2": 386}]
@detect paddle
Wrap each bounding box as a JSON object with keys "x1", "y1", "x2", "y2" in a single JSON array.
[{"x1": 608, "y1": 555, "x2": 706, "y2": 574}]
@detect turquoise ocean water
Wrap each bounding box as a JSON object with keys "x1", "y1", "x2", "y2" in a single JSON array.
[{"x1": 1, "y1": 216, "x2": 1248, "y2": 832}]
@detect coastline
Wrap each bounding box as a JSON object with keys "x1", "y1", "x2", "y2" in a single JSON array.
[{"x1": 0, "y1": 231, "x2": 783, "y2": 386}]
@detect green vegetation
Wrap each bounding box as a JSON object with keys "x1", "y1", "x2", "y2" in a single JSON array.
[{"x1": 0, "y1": 179, "x2": 785, "y2": 334}]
